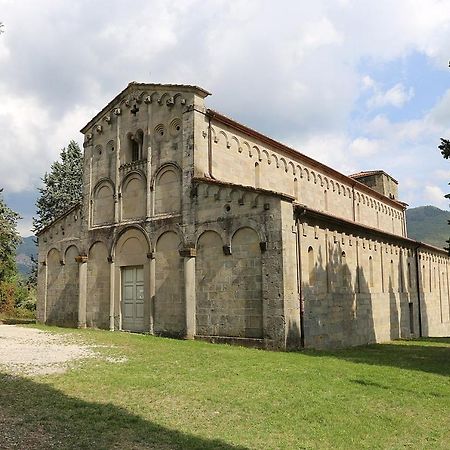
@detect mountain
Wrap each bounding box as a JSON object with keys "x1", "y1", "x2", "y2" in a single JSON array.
[
  {"x1": 406, "y1": 206, "x2": 450, "y2": 250},
  {"x1": 16, "y1": 236, "x2": 37, "y2": 276}
]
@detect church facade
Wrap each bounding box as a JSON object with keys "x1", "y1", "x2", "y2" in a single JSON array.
[{"x1": 36, "y1": 83, "x2": 450, "y2": 349}]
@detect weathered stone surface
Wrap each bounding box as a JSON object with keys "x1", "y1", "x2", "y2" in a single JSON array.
[{"x1": 36, "y1": 82, "x2": 450, "y2": 350}]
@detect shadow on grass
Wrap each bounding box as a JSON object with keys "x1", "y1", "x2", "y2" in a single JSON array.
[
  {"x1": 304, "y1": 339, "x2": 450, "y2": 377},
  {"x1": 0, "y1": 373, "x2": 248, "y2": 450}
]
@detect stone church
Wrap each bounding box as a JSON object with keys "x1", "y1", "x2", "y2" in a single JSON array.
[{"x1": 36, "y1": 82, "x2": 450, "y2": 349}]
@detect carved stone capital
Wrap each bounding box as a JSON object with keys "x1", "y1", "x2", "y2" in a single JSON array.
[
  {"x1": 113, "y1": 108, "x2": 121, "y2": 116},
  {"x1": 179, "y1": 247, "x2": 196, "y2": 258},
  {"x1": 75, "y1": 255, "x2": 88, "y2": 264}
]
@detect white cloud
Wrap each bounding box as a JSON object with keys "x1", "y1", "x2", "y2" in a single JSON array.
[
  {"x1": 2, "y1": 0, "x2": 450, "y2": 219},
  {"x1": 424, "y1": 185, "x2": 448, "y2": 208},
  {"x1": 367, "y1": 83, "x2": 415, "y2": 109},
  {"x1": 349, "y1": 138, "x2": 381, "y2": 156}
]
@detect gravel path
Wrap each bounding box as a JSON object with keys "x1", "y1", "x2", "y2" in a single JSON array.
[{"x1": 0, "y1": 325, "x2": 97, "y2": 376}]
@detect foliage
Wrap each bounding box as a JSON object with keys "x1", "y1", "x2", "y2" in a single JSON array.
[
  {"x1": 2, "y1": 328, "x2": 448, "y2": 449},
  {"x1": 438, "y1": 137, "x2": 450, "y2": 160},
  {"x1": 0, "y1": 274, "x2": 34, "y2": 315},
  {"x1": 438, "y1": 138, "x2": 450, "y2": 254},
  {"x1": 33, "y1": 140, "x2": 83, "y2": 232},
  {"x1": 0, "y1": 188, "x2": 21, "y2": 283},
  {"x1": 27, "y1": 254, "x2": 38, "y2": 287}
]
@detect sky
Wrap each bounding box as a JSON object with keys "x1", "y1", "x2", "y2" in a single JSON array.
[{"x1": 1, "y1": 0, "x2": 450, "y2": 236}]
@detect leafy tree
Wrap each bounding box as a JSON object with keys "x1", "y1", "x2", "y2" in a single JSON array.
[
  {"x1": 27, "y1": 253, "x2": 38, "y2": 288},
  {"x1": 33, "y1": 140, "x2": 83, "y2": 232},
  {"x1": 439, "y1": 138, "x2": 450, "y2": 159},
  {"x1": 0, "y1": 189, "x2": 21, "y2": 314},
  {"x1": 0, "y1": 188, "x2": 21, "y2": 283},
  {"x1": 438, "y1": 138, "x2": 450, "y2": 254}
]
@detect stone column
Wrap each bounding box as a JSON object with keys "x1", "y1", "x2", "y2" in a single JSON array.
[
  {"x1": 114, "y1": 108, "x2": 122, "y2": 223},
  {"x1": 180, "y1": 247, "x2": 196, "y2": 339},
  {"x1": 149, "y1": 253, "x2": 156, "y2": 334},
  {"x1": 109, "y1": 257, "x2": 115, "y2": 331},
  {"x1": 76, "y1": 255, "x2": 88, "y2": 328}
]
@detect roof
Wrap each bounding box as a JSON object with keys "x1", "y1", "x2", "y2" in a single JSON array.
[
  {"x1": 349, "y1": 170, "x2": 398, "y2": 184},
  {"x1": 294, "y1": 204, "x2": 448, "y2": 256},
  {"x1": 80, "y1": 82, "x2": 211, "y2": 133},
  {"x1": 35, "y1": 203, "x2": 81, "y2": 236}
]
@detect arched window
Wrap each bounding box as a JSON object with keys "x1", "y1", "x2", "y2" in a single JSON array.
[
  {"x1": 128, "y1": 130, "x2": 144, "y2": 162},
  {"x1": 341, "y1": 251, "x2": 349, "y2": 287},
  {"x1": 308, "y1": 246, "x2": 315, "y2": 285},
  {"x1": 255, "y1": 162, "x2": 260, "y2": 188},
  {"x1": 407, "y1": 262, "x2": 412, "y2": 288},
  {"x1": 390, "y1": 260, "x2": 395, "y2": 289}
]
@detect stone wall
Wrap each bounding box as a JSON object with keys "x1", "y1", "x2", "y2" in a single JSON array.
[{"x1": 36, "y1": 83, "x2": 449, "y2": 351}]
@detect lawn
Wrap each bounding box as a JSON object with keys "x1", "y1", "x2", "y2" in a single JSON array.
[{"x1": 1, "y1": 327, "x2": 449, "y2": 449}]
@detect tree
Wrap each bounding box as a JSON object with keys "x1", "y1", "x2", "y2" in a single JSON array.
[
  {"x1": 33, "y1": 140, "x2": 83, "y2": 232},
  {"x1": 0, "y1": 189, "x2": 22, "y2": 313},
  {"x1": 439, "y1": 138, "x2": 450, "y2": 159},
  {"x1": 439, "y1": 138, "x2": 450, "y2": 254},
  {"x1": 0, "y1": 188, "x2": 21, "y2": 282}
]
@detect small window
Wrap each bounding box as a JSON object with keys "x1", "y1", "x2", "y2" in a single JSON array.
[
  {"x1": 369, "y1": 256, "x2": 374, "y2": 287},
  {"x1": 308, "y1": 246, "x2": 315, "y2": 285}
]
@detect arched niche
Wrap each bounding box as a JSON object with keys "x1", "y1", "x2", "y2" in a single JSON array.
[
  {"x1": 195, "y1": 230, "x2": 230, "y2": 336},
  {"x1": 87, "y1": 241, "x2": 110, "y2": 329},
  {"x1": 115, "y1": 228, "x2": 150, "y2": 332},
  {"x1": 154, "y1": 166, "x2": 181, "y2": 215},
  {"x1": 230, "y1": 227, "x2": 263, "y2": 338},
  {"x1": 115, "y1": 228, "x2": 149, "y2": 267},
  {"x1": 154, "y1": 231, "x2": 184, "y2": 336},
  {"x1": 93, "y1": 181, "x2": 115, "y2": 225},
  {"x1": 122, "y1": 173, "x2": 146, "y2": 220},
  {"x1": 46, "y1": 248, "x2": 62, "y2": 325},
  {"x1": 61, "y1": 245, "x2": 80, "y2": 327}
]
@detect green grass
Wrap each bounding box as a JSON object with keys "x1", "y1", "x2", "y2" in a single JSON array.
[{"x1": 1, "y1": 327, "x2": 449, "y2": 449}]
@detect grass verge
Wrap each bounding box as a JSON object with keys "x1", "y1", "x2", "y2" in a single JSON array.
[{"x1": 1, "y1": 327, "x2": 449, "y2": 449}]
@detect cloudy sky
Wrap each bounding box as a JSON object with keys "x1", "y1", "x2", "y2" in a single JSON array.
[{"x1": 1, "y1": 0, "x2": 450, "y2": 235}]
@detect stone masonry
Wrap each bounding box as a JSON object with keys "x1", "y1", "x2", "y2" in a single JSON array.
[{"x1": 36, "y1": 82, "x2": 450, "y2": 350}]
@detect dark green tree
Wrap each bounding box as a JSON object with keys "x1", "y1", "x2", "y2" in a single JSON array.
[
  {"x1": 33, "y1": 140, "x2": 83, "y2": 232},
  {"x1": 0, "y1": 188, "x2": 21, "y2": 282},
  {"x1": 439, "y1": 138, "x2": 450, "y2": 254}
]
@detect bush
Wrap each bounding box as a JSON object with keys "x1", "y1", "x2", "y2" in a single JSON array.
[{"x1": 0, "y1": 277, "x2": 36, "y2": 319}]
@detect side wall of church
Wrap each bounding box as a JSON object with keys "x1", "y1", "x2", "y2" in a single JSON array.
[
  {"x1": 192, "y1": 115, "x2": 406, "y2": 238},
  {"x1": 192, "y1": 181, "x2": 300, "y2": 348},
  {"x1": 36, "y1": 207, "x2": 83, "y2": 326},
  {"x1": 299, "y1": 216, "x2": 450, "y2": 349}
]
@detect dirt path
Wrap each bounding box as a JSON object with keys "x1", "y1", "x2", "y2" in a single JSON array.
[{"x1": 0, "y1": 325, "x2": 96, "y2": 376}]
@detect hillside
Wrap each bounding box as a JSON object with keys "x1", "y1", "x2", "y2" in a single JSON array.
[
  {"x1": 15, "y1": 236, "x2": 37, "y2": 276},
  {"x1": 406, "y1": 205, "x2": 450, "y2": 249}
]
